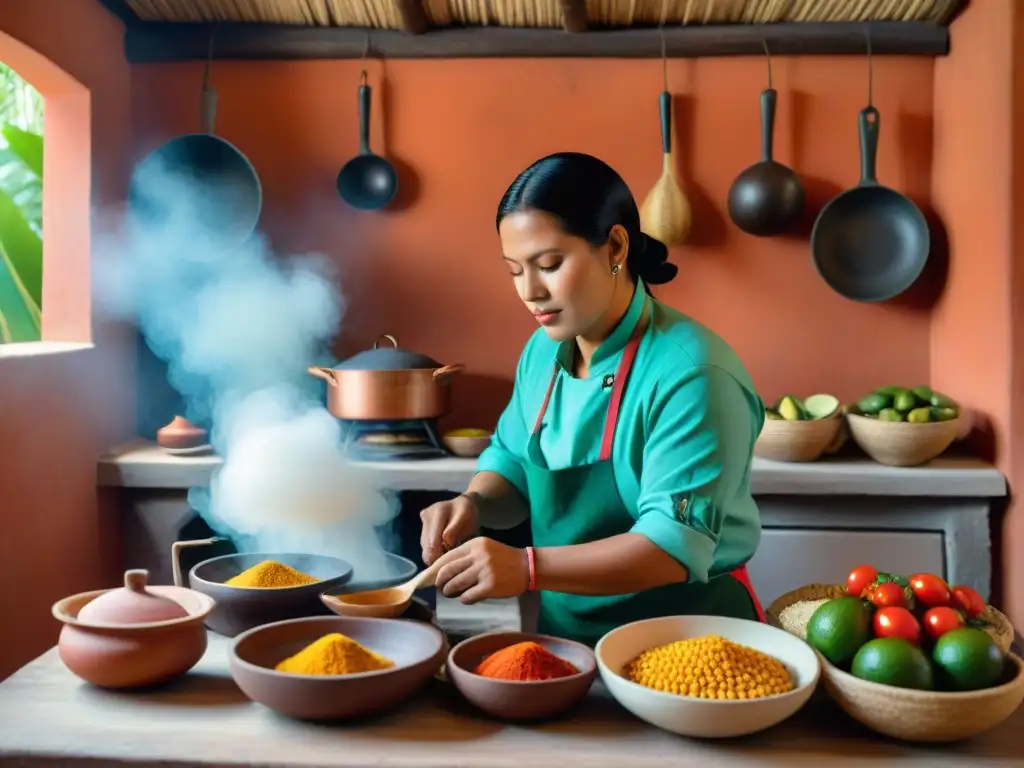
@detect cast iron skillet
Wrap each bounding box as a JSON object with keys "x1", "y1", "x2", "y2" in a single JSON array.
[{"x1": 810, "y1": 105, "x2": 929, "y2": 302}]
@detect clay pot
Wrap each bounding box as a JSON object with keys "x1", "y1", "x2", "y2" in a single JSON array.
[
  {"x1": 52, "y1": 569, "x2": 216, "y2": 689},
  {"x1": 156, "y1": 416, "x2": 208, "y2": 450}
]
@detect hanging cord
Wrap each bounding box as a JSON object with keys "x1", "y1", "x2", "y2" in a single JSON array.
[
  {"x1": 762, "y1": 38, "x2": 772, "y2": 89},
  {"x1": 865, "y1": 26, "x2": 873, "y2": 107},
  {"x1": 659, "y1": 0, "x2": 668, "y2": 91},
  {"x1": 202, "y1": 27, "x2": 218, "y2": 91},
  {"x1": 360, "y1": 32, "x2": 370, "y2": 86}
]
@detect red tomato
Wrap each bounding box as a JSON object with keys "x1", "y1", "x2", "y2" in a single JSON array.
[
  {"x1": 873, "y1": 606, "x2": 922, "y2": 645},
  {"x1": 870, "y1": 581, "x2": 907, "y2": 609},
  {"x1": 923, "y1": 606, "x2": 965, "y2": 640},
  {"x1": 909, "y1": 573, "x2": 951, "y2": 607},
  {"x1": 846, "y1": 564, "x2": 878, "y2": 597},
  {"x1": 950, "y1": 585, "x2": 986, "y2": 618}
]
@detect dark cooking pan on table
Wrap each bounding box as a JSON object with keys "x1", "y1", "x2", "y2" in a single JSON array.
[
  {"x1": 171, "y1": 538, "x2": 353, "y2": 637},
  {"x1": 308, "y1": 334, "x2": 464, "y2": 421},
  {"x1": 127, "y1": 36, "x2": 262, "y2": 247},
  {"x1": 810, "y1": 104, "x2": 929, "y2": 303}
]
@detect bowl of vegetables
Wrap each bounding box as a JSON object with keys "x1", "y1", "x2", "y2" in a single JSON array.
[
  {"x1": 755, "y1": 393, "x2": 845, "y2": 463},
  {"x1": 845, "y1": 385, "x2": 963, "y2": 467},
  {"x1": 768, "y1": 565, "x2": 1023, "y2": 742}
]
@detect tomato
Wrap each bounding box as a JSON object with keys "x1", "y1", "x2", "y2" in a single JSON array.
[
  {"x1": 909, "y1": 573, "x2": 951, "y2": 607},
  {"x1": 951, "y1": 585, "x2": 986, "y2": 618},
  {"x1": 846, "y1": 564, "x2": 878, "y2": 597},
  {"x1": 870, "y1": 581, "x2": 908, "y2": 609},
  {"x1": 923, "y1": 606, "x2": 965, "y2": 640},
  {"x1": 873, "y1": 606, "x2": 922, "y2": 645}
]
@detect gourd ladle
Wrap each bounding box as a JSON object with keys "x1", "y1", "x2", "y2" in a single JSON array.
[{"x1": 321, "y1": 558, "x2": 445, "y2": 619}]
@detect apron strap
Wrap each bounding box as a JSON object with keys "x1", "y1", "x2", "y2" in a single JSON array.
[
  {"x1": 729, "y1": 564, "x2": 767, "y2": 623},
  {"x1": 532, "y1": 364, "x2": 560, "y2": 435}
]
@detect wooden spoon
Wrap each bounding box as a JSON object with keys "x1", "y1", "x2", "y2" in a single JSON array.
[
  {"x1": 320, "y1": 557, "x2": 446, "y2": 619},
  {"x1": 640, "y1": 90, "x2": 692, "y2": 246}
]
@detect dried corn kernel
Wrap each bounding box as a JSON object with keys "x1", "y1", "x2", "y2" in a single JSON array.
[{"x1": 623, "y1": 634, "x2": 794, "y2": 700}]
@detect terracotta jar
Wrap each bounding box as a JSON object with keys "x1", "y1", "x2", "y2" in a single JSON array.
[
  {"x1": 52, "y1": 569, "x2": 216, "y2": 689},
  {"x1": 156, "y1": 416, "x2": 208, "y2": 450}
]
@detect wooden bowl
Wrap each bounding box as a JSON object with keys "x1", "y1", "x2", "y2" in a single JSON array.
[
  {"x1": 817, "y1": 650, "x2": 1024, "y2": 742},
  {"x1": 52, "y1": 582, "x2": 215, "y2": 689},
  {"x1": 185, "y1": 552, "x2": 354, "y2": 637},
  {"x1": 846, "y1": 413, "x2": 961, "y2": 467},
  {"x1": 595, "y1": 615, "x2": 820, "y2": 738},
  {"x1": 446, "y1": 631, "x2": 596, "y2": 721},
  {"x1": 443, "y1": 434, "x2": 492, "y2": 458},
  {"x1": 229, "y1": 616, "x2": 446, "y2": 721},
  {"x1": 754, "y1": 415, "x2": 844, "y2": 462}
]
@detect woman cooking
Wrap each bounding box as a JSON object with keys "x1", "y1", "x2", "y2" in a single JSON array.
[{"x1": 420, "y1": 152, "x2": 766, "y2": 647}]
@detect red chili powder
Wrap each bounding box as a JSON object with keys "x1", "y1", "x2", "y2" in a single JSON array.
[{"x1": 474, "y1": 641, "x2": 580, "y2": 681}]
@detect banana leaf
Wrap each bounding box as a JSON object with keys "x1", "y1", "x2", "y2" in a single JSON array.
[
  {"x1": 0, "y1": 236, "x2": 41, "y2": 343},
  {"x1": 0, "y1": 186, "x2": 41, "y2": 308},
  {"x1": 1, "y1": 124, "x2": 42, "y2": 178}
]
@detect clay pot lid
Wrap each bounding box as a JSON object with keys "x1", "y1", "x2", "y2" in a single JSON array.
[
  {"x1": 157, "y1": 416, "x2": 206, "y2": 436},
  {"x1": 76, "y1": 569, "x2": 189, "y2": 625}
]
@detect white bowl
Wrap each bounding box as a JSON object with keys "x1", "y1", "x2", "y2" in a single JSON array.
[{"x1": 595, "y1": 615, "x2": 820, "y2": 738}]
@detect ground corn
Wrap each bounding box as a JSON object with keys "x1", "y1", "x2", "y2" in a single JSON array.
[
  {"x1": 623, "y1": 634, "x2": 794, "y2": 700},
  {"x1": 224, "y1": 560, "x2": 319, "y2": 588}
]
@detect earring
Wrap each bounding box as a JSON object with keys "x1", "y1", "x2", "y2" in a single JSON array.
[{"x1": 611, "y1": 264, "x2": 621, "y2": 275}]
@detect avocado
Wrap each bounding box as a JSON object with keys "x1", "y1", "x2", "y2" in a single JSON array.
[
  {"x1": 804, "y1": 393, "x2": 840, "y2": 420},
  {"x1": 878, "y1": 408, "x2": 904, "y2": 422},
  {"x1": 777, "y1": 395, "x2": 805, "y2": 421},
  {"x1": 893, "y1": 390, "x2": 920, "y2": 413},
  {"x1": 765, "y1": 408, "x2": 783, "y2": 420},
  {"x1": 907, "y1": 406, "x2": 932, "y2": 423},
  {"x1": 857, "y1": 393, "x2": 891, "y2": 415},
  {"x1": 875, "y1": 385, "x2": 907, "y2": 397},
  {"x1": 931, "y1": 406, "x2": 959, "y2": 422},
  {"x1": 930, "y1": 391, "x2": 958, "y2": 409},
  {"x1": 912, "y1": 385, "x2": 933, "y2": 402}
]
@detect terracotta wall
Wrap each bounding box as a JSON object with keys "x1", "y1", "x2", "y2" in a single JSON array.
[
  {"x1": 130, "y1": 54, "x2": 936, "y2": 432},
  {"x1": 0, "y1": 2, "x2": 135, "y2": 679},
  {"x1": 932, "y1": 0, "x2": 1023, "y2": 624}
]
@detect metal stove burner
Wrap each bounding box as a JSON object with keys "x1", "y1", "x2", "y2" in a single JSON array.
[{"x1": 338, "y1": 418, "x2": 449, "y2": 461}]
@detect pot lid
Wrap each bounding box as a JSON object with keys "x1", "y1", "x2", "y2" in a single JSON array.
[
  {"x1": 334, "y1": 334, "x2": 442, "y2": 371},
  {"x1": 77, "y1": 569, "x2": 189, "y2": 624}
]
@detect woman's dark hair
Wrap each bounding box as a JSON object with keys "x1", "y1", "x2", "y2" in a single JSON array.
[{"x1": 495, "y1": 152, "x2": 678, "y2": 288}]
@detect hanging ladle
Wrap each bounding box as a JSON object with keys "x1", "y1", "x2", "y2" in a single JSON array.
[
  {"x1": 727, "y1": 41, "x2": 805, "y2": 237},
  {"x1": 320, "y1": 557, "x2": 445, "y2": 619},
  {"x1": 336, "y1": 39, "x2": 398, "y2": 211}
]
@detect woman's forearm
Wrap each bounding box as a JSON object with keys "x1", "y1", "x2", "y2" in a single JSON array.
[
  {"x1": 532, "y1": 534, "x2": 688, "y2": 595},
  {"x1": 465, "y1": 471, "x2": 531, "y2": 530}
]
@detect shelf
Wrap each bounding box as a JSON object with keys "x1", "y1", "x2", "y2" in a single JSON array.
[{"x1": 116, "y1": 21, "x2": 951, "y2": 63}]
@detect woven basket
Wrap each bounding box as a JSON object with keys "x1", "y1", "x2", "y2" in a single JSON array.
[
  {"x1": 768, "y1": 583, "x2": 1024, "y2": 742},
  {"x1": 845, "y1": 413, "x2": 960, "y2": 467},
  {"x1": 754, "y1": 415, "x2": 843, "y2": 463},
  {"x1": 767, "y1": 583, "x2": 1016, "y2": 654}
]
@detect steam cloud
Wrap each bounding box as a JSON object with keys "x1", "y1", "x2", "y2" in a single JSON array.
[{"x1": 93, "y1": 158, "x2": 399, "y2": 580}]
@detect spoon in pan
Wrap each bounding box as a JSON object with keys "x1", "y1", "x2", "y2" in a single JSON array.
[{"x1": 321, "y1": 557, "x2": 446, "y2": 619}]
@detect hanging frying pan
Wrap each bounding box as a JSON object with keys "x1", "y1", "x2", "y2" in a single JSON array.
[
  {"x1": 727, "y1": 42, "x2": 804, "y2": 237},
  {"x1": 127, "y1": 34, "x2": 262, "y2": 247},
  {"x1": 810, "y1": 38, "x2": 929, "y2": 302}
]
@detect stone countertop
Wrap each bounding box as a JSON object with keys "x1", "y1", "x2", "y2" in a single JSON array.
[
  {"x1": 96, "y1": 441, "x2": 1008, "y2": 498},
  {"x1": 1, "y1": 620, "x2": 1022, "y2": 767}
]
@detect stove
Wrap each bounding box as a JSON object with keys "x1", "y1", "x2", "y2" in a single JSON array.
[{"x1": 338, "y1": 418, "x2": 449, "y2": 460}]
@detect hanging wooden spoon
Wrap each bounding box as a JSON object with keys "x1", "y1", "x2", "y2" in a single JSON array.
[{"x1": 640, "y1": 25, "x2": 692, "y2": 246}]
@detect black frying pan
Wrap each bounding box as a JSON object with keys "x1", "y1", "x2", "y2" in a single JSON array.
[
  {"x1": 127, "y1": 38, "x2": 262, "y2": 247},
  {"x1": 810, "y1": 106, "x2": 929, "y2": 303}
]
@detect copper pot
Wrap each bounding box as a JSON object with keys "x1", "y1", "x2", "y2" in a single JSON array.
[{"x1": 308, "y1": 334, "x2": 464, "y2": 421}]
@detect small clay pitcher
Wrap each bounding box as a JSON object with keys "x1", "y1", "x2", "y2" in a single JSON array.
[
  {"x1": 156, "y1": 416, "x2": 208, "y2": 450},
  {"x1": 53, "y1": 569, "x2": 215, "y2": 689}
]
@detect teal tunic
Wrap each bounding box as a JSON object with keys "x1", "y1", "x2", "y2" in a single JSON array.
[{"x1": 476, "y1": 279, "x2": 765, "y2": 643}]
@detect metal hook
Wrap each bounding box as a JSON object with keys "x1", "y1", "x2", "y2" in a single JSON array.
[{"x1": 762, "y1": 39, "x2": 772, "y2": 90}]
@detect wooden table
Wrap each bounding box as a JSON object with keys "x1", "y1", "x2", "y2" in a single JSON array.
[{"x1": 1, "y1": 632, "x2": 1022, "y2": 767}]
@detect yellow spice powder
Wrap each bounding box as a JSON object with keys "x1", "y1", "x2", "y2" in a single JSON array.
[
  {"x1": 275, "y1": 633, "x2": 395, "y2": 675},
  {"x1": 624, "y1": 634, "x2": 794, "y2": 700},
  {"x1": 224, "y1": 560, "x2": 319, "y2": 588}
]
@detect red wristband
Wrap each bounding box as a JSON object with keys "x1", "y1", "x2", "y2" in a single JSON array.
[{"x1": 525, "y1": 546, "x2": 536, "y2": 592}]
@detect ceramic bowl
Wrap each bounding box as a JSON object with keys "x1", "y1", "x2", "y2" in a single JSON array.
[
  {"x1": 184, "y1": 552, "x2": 354, "y2": 637},
  {"x1": 229, "y1": 616, "x2": 446, "y2": 720},
  {"x1": 443, "y1": 433, "x2": 493, "y2": 457},
  {"x1": 446, "y1": 631, "x2": 597, "y2": 721},
  {"x1": 818, "y1": 650, "x2": 1024, "y2": 742},
  {"x1": 52, "y1": 582, "x2": 215, "y2": 689},
  {"x1": 595, "y1": 615, "x2": 820, "y2": 738}
]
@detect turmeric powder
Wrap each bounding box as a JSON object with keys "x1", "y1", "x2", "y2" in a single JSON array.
[
  {"x1": 274, "y1": 633, "x2": 395, "y2": 675},
  {"x1": 224, "y1": 560, "x2": 319, "y2": 589}
]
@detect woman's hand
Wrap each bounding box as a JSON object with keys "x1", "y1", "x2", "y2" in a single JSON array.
[
  {"x1": 419, "y1": 494, "x2": 480, "y2": 565},
  {"x1": 435, "y1": 537, "x2": 530, "y2": 604}
]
